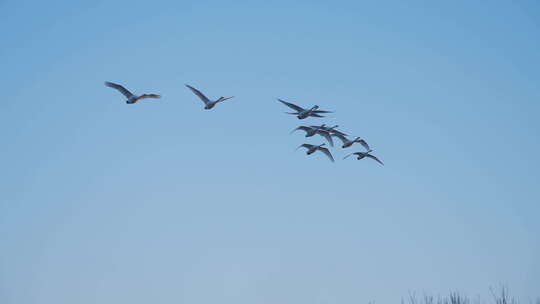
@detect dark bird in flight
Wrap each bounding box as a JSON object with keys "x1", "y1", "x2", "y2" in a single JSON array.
[
  {"x1": 311, "y1": 124, "x2": 348, "y2": 136},
  {"x1": 343, "y1": 151, "x2": 383, "y2": 165},
  {"x1": 290, "y1": 125, "x2": 334, "y2": 146},
  {"x1": 278, "y1": 99, "x2": 332, "y2": 119},
  {"x1": 296, "y1": 143, "x2": 335, "y2": 162},
  {"x1": 332, "y1": 133, "x2": 371, "y2": 150},
  {"x1": 186, "y1": 84, "x2": 234, "y2": 110},
  {"x1": 105, "y1": 81, "x2": 161, "y2": 104}
]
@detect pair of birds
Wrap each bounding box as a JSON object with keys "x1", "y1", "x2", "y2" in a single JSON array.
[
  {"x1": 297, "y1": 143, "x2": 383, "y2": 165},
  {"x1": 104, "y1": 82, "x2": 233, "y2": 109},
  {"x1": 280, "y1": 100, "x2": 383, "y2": 165}
]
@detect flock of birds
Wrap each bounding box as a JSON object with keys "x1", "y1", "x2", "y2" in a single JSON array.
[{"x1": 104, "y1": 81, "x2": 383, "y2": 165}]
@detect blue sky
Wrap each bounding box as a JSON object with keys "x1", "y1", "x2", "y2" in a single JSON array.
[{"x1": 1, "y1": 1, "x2": 539, "y2": 303}]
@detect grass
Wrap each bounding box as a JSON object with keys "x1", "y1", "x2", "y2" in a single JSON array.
[{"x1": 394, "y1": 287, "x2": 539, "y2": 304}]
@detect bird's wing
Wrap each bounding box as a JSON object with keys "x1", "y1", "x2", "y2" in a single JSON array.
[
  {"x1": 137, "y1": 94, "x2": 161, "y2": 101},
  {"x1": 359, "y1": 139, "x2": 371, "y2": 151},
  {"x1": 219, "y1": 96, "x2": 234, "y2": 102},
  {"x1": 331, "y1": 129, "x2": 349, "y2": 136},
  {"x1": 343, "y1": 152, "x2": 358, "y2": 159},
  {"x1": 296, "y1": 144, "x2": 313, "y2": 150},
  {"x1": 312, "y1": 110, "x2": 333, "y2": 113},
  {"x1": 185, "y1": 84, "x2": 210, "y2": 104},
  {"x1": 331, "y1": 133, "x2": 349, "y2": 145},
  {"x1": 310, "y1": 113, "x2": 325, "y2": 118},
  {"x1": 366, "y1": 154, "x2": 384, "y2": 165},
  {"x1": 277, "y1": 99, "x2": 305, "y2": 112},
  {"x1": 317, "y1": 131, "x2": 334, "y2": 147},
  {"x1": 290, "y1": 126, "x2": 313, "y2": 134},
  {"x1": 318, "y1": 147, "x2": 335, "y2": 162},
  {"x1": 105, "y1": 81, "x2": 134, "y2": 98}
]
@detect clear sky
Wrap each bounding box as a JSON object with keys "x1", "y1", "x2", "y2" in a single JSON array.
[{"x1": 1, "y1": 1, "x2": 539, "y2": 303}]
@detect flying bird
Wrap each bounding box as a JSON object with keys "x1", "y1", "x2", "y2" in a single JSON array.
[
  {"x1": 105, "y1": 81, "x2": 161, "y2": 104},
  {"x1": 311, "y1": 124, "x2": 348, "y2": 136},
  {"x1": 290, "y1": 125, "x2": 334, "y2": 146},
  {"x1": 343, "y1": 151, "x2": 383, "y2": 165},
  {"x1": 278, "y1": 99, "x2": 332, "y2": 119},
  {"x1": 332, "y1": 133, "x2": 371, "y2": 150},
  {"x1": 296, "y1": 143, "x2": 335, "y2": 162},
  {"x1": 186, "y1": 84, "x2": 234, "y2": 110}
]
